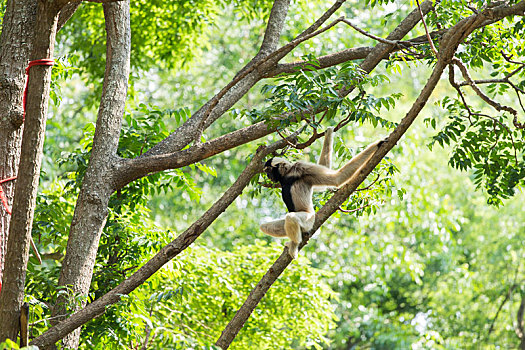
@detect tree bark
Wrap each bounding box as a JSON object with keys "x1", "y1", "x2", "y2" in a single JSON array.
[
  {"x1": 51, "y1": 1, "x2": 131, "y2": 348},
  {"x1": 0, "y1": 0, "x2": 61, "y2": 341},
  {"x1": 0, "y1": 0, "x2": 37, "y2": 292}
]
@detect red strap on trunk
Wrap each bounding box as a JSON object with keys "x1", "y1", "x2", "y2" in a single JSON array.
[
  {"x1": 22, "y1": 58, "x2": 55, "y2": 121},
  {"x1": 0, "y1": 176, "x2": 17, "y2": 215}
]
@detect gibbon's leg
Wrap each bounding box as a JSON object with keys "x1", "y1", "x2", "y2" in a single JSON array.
[
  {"x1": 318, "y1": 127, "x2": 334, "y2": 168},
  {"x1": 284, "y1": 211, "x2": 315, "y2": 259},
  {"x1": 260, "y1": 218, "x2": 287, "y2": 237}
]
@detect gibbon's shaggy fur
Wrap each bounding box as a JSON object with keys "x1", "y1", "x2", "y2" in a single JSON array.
[{"x1": 261, "y1": 127, "x2": 384, "y2": 258}]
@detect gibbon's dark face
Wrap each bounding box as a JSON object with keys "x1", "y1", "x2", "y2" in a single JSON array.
[{"x1": 264, "y1": 157, "x2": 289, "y2": 183}]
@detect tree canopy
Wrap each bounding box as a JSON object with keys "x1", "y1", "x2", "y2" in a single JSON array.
[{"x1": 0, "y1": 0, "x2": 524, "y2": 349}]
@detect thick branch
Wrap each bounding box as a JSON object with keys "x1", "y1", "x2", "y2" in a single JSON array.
[
  {"x1": 258, "y1": 0, "x2": 292, "y2": 55},
  {"x1": 114, "y1": 122, "x2": 272, "y2": 189},
  {"x1": 52, "y1": 1, "x2": 131, "y2": 347}
]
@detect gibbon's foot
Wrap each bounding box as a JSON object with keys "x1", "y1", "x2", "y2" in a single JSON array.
[
  {"x1": 377, "y1": 136, "x2": 389, "y2": 148},
  {"x1": 285, "y1": 241, "x2": 299, "y2": 259}
]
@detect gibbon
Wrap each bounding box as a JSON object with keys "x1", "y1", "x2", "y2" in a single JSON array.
[{"x1": 260, "y1": 127, "x2": 384, "y2": 259}]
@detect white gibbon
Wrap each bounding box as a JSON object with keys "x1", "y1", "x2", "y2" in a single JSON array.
[{"x1": 260, "y1": 127, "x2": 384, "y2": 259}]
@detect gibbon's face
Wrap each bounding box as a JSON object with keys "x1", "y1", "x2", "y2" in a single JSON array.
[{"x1": 264, "y1": 157, "x2": 290, "y2": 183}]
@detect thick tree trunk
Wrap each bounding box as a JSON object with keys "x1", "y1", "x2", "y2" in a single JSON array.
[
  {"x1": 0, "y1": 0, "x2": 61, "y2": 341},
  {"x1": 52, "y1": 2, "x2": 131, "y2": 348},
  {"x1": 0, "y1": 0, "x2": 36, "y2": 290}
]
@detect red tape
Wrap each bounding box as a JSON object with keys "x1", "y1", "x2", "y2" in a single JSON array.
[
  {"x1": 0, "y1": 176, "x2": 17, "y2": 215},
  {"x1": 22, "y1": 58, "x2": 55, "y2": 121}
]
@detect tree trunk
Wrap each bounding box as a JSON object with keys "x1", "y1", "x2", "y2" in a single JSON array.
[
  {"x1": 0, "y1": 0, "x2": 60, "y2": 341},
  {"x1": 0, "y1": 0, "x2": 36, "y2": 290},
  {"x1": 52, "y1": 2, "x2": 131, "y2": 348}
]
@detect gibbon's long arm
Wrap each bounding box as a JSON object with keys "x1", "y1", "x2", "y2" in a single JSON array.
[
  {"x1": 303, "y1": 139, "x2": 382, "y2": 188},
  {"x1": 318, "y1": 127, "x2": 334, "y2": 168}
]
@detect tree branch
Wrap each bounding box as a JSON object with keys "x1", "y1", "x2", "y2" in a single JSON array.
[
  {"x1": 57, "y1": 1, "x2": 81, "y2": 31},
  {"x1": 341, "y1": 18, "x2": 400, "y2": 45},
  {"x1": 517, "y1": 294, "x2": 525, "y2": 340},
  {"x1": 488, "y1": 284, "x2": 517, "y2": 336},
  {"x1": 452, "y1": 58, "x2": 525, "y2": 130},
  {"x1": 258, "y1": 0, "x2": 292, "y2": 55},
  {"x1": 453, "y1": 58, "x2": 518, "y2": 116},
  {"x1": 114, "y1": 122, "x2": 272, "y2": 189}
]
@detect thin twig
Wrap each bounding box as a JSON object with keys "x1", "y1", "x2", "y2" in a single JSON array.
[
  {"x1": 355, "y1": 173, "x2": 381, "y2": 192},
  {"x1": 258, "y1": 182, "x2": 281, "y2": 189},
  {"x1": 339, "y1": 200, "x2": 380, "y2": 213},
  {"x1": 453, "y1": 58, "x2": 524, "y2": 130},
  {"x1": 416, "y1": 0, "x2": 438, "y2": 57},
  {"x1": 501, "y1": 51, "x2": 525, "y2": 66},
  {"x1": 457, "y1": 64, "x2": 525, "y2": 87},
  {"x1": 341, "y1": 19, "x2": 399, "y2": 45},
  {"x1": 29, "y1": 314, "x2": 71, "y2": 326},
  {"x1": 276, "y1": 128, "x2": 299, "y2": 148}
]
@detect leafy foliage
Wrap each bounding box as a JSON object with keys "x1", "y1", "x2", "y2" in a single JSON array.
[
  {"x1": 426, "y1": 96, "x2": 525, "y2": 206},
  {"x1": 57, "y1": 0, "x2": 272, "y2": 78},
  {"x1": 81, "y1": 243, "x2": 337, "y2": 349},
  {"x1": 243, "y1": 58, "x2": 399, "y2": 132}
]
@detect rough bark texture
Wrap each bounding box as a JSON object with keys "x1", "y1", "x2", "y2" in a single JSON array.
[
  {"x1": 52, "y1": 1, "x2": 131, "y2": 348},
  {"x1": 0, "y1": 0, "x2": 60, "y2": 341},
  {"x1": 0, "y1": 0, "x2": 36, "y2": 291}
]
